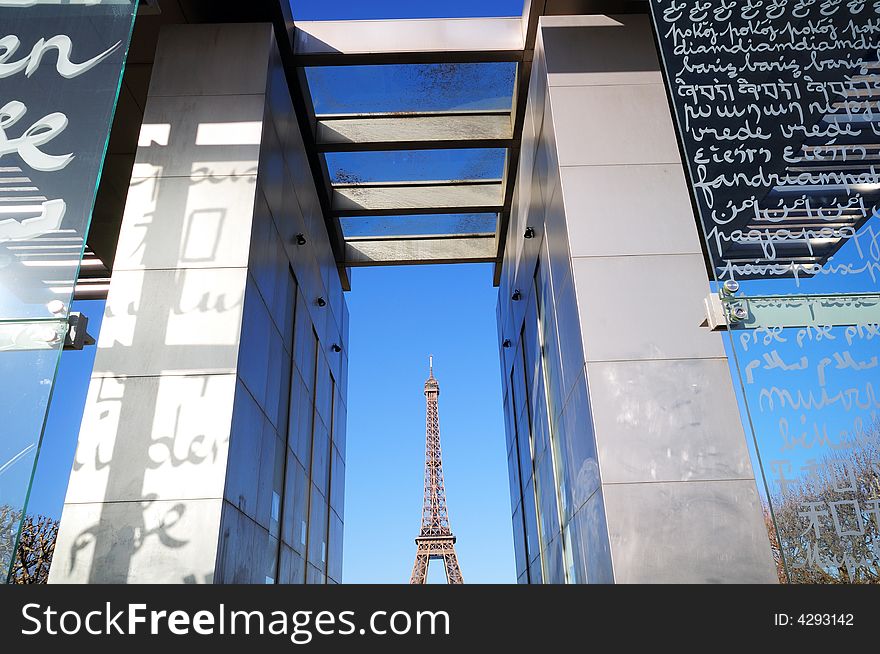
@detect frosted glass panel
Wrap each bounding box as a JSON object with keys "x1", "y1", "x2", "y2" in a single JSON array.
[{"x1": 0, "y1": 1, "x2": 136, "y2": 580}]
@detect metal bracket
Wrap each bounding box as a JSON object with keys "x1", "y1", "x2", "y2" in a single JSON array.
[
  {"x1": 64, "y1": 312, "x2": 96, "y2": 351},
  {"x1": 702, "y1": 293, "x2": 728, "y2": 331},
  {"x1": 702, "y1": 280, "x2": 749, "y2": 331}
]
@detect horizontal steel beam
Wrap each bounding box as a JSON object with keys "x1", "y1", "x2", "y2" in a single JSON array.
[
  {"x1": 316, "y1": 111, "x2": 515, "y2": 151},
  {"x1": 293, "y1": 18, "x2": 526, "y2": 65},
  {"x1": 331, "y1": 180, "x2": 504, "y2": 216},
  {"x1": 344, "y1": 235, "x2": 496, "y2": 265}
]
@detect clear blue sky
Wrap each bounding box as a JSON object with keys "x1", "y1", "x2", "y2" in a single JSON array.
[
  {"x1": 26, "y1": 0, "x2": 520, "y2": 584},
  {"x1": 343, "y1": 264, "x2": 512, "y2": 583}
]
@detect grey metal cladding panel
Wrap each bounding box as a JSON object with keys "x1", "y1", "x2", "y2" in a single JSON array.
[
  {"x1": 534, "y1": 90, "x2": 561, "y2": 210},
  {"x1": 542, "y1": 175, "x2": 570, "y2": 297},
  {"x1": 254, "y1": 416, "x2": 280, "y2": 532},
  {"x1": 237, "y1": 275, "x2": 274, "y2": 411},
  {"x1": 603, "y1": 480, "x2": 778, "y2": 583},
  {"x1": 548, "y1": 84, "x2": 681, "y2": 168},
  {"x1": 134, "y1": 94, "x2": 265, "y2": 178},
  {"x1": 258, "y1": 117, "x2": 286, "y2": 235},
  {"x1": 280, "y1": 161, "x2": 310, "y2": 264},
  {"x1": 51, "y1": 498, "x2": 223, "y2": 584},
  {"x1": 114, "y1": 174, "x2": 258, "y2": 272},
  {"x1": 507, "y1": 441, "x2": 521, "y2": 516},
  {"x1": 553, "y1": 272, "x2": 585, "y2": 399},
  {"x1": 92, "y1": 268, "x2": 246, "y2": 377},
  {"x1": 527, "y1": 29, "x2": 548, "y2": 139},
  {"x1": 63, "y1": 374, "x2": 236, "y2": 505},
  {"x1": 543, "y1": 535, "x2": 565, "y2": 584},
  {"x1": 282, "y1": 454, "x2": 309, "y2": 553},
  {"x1": 559, "y1": 369, "x2": 600, "y2": 515},
  {"x1": 225, "y1": 378, "x2": 264, "y2": 522},
  {"x1": 512, "y1": 503, "x2": 528, "y2": 577},
  {"x1": 267, "y1": 54, "x2": 297, "y2": 154},
  {"x1": 588, "y1": 359, "x2": 756, "y2": 485},
  {"x1": 279, "y1": 544, "x2": 306, "y2": 584},
  {"x1": 215, "y1": 502, "x2": 274, "y2": 584},
  {"x1": 571, "y1": 254, "x2": 725, "y2": 362},
  {"x1": 541, "y1": 14, "x2": 662, "y2": 87},
  {"x1": 560, "y1": 164, "x2": 702, "y2": 259},
  {"x1": 150, "y1": 23, "x2": 274, "y2": 97}
]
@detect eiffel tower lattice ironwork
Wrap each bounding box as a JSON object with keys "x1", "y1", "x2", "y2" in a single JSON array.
[{"x1": 409, "y1": 357, "x2": 464, "y2": 584}]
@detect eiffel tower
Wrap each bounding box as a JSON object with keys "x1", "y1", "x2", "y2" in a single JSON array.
[{"x1": 409, "y1": 357, "x2": 464, "y2": 584}]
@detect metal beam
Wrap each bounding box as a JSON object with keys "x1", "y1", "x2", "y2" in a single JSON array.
[
  {"x1": 344, "y1": 235, "x2": 496, "y2": 266},
  {"x1": 293, "y1": 18, "x2": 525, "y2": 66},
  {"x1": 492, "y1": 0, "x2": 547, "y2": 285},
  {"x1": 316, "y1": 111, "x2": 514, "y2": 152},
  {"x1": 270, "y1": 5, "x2": 352, "y2": 290},
  {"x1": 331, "y1": 180, "x2": 504, "y2": 216}
]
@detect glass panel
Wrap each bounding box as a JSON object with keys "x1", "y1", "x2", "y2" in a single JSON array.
[
  {"x1": 311, "y1": 417, "x2": 330, "y2": 498},
  {"x1": 279, "y1": 544, "x2": 305, "y2": 584},
  {"x1": 307, "y1": 487, "x2": 328, "y2": 572},
  {"x1": 326, "y1": 148, "x2": 505, "y2": 184},
  {"x1": 650, "y1": 1, "x2": 880, "y2": 583},
  {"x1": 0, "y1": 3, "x2": 136, "y2": 320},
  {"x1": 282, "y1": 454, "x2": 308, "y2": 556},
  {"x1": 328, "y1": 511, "x2": 343, "y2": 583},
  {"x1": 521, "y1": 472, "x2": 540, "y2": 568},
  {"x1": 511, "y1": 502, "x2": 527, "y2": 578},
  {"x1": 304, "y1": 63, "x2": 516, "y2": 114},
  {"x1": 0, "y1": 0, "x2": 136, "y2": 582},
  {"x1": 535, "y1": 450, "x2": 560, "y2": 555},
  {"x1": 330, "y1": 446, "x2": 345, "y2": 518},
  {"x1": 341, "y1": 213, "x2": 496, "y2": 238},
  {"x1": 506, "y1": 447, "x2": 521, "y2": 515},
  {"x1": 0, "y1": 320, "x2": 65, "y2": 576},
  {"x1": 288, "y1": 370, "x2": 314, "y2": 469}
]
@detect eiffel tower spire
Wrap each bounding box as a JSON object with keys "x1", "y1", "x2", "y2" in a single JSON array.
[{"x1": 410, "y1": 357, "x2": 464, "y2": 584}]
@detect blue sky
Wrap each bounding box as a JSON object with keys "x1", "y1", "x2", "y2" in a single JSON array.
[{"x1": 342, "y1": 264, "x2": 511, "y2": 583}]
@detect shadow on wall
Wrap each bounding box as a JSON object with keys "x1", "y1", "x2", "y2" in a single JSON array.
[{"x1": 55, "y1": 102, "x2": 262, "y2": 584}]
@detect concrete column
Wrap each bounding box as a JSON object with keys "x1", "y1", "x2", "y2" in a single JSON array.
[
  {"x1": 550, "y1": 15, "x2": 776, "y2": 583},
  {"x1": 50, "y1": 23, "x2": 348, "y2": 584},
  {"x1": 499, "y1": 15, "x2": 778, "y2": 583}
]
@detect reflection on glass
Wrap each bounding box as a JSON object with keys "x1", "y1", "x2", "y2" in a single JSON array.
[
  {"x1": 0, "y1": 2, "x2": 136, "y2": 581},
  {"x1": 0, "y1": 320, "x2": 66, "y2": 578}
]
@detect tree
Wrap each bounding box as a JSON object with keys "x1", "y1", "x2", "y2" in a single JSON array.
[
  {"x1": 10, "y1": 514, "x2": 59, "y2": 584},
  {"x1": 763, "y1": 422, "x2": 880, "y2": 584},
  {"x1": 0, "y1": 507, "x2": 59, "y2": 584}
]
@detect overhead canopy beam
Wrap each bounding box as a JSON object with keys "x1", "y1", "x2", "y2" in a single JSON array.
[
  {"x1": 293, "y1": 17, "x2": 526, "y2": 65},
  {"x1": 316, "y1": 111, "x2": 515, "y2": 151},
  {"x1": 331, "y1": 180, "x2": 504, "y2": 216},
  {"x1": 344, "y1": 235, "x2": 496, "y2": 266}
]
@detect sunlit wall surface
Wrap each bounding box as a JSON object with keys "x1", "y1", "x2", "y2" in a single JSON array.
[
  {"x1": 48, "y1": 22, "x2": 347, "y2": 584},
  {"x1": 0, "y1": 1, "x2": 136, "y2": 581},
  {"x1": 499, "y1": 14, "x2": 778, "y2": 584},
  {"x1": 652, "y1": 0, "x2": 880, "y2": 582}
]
